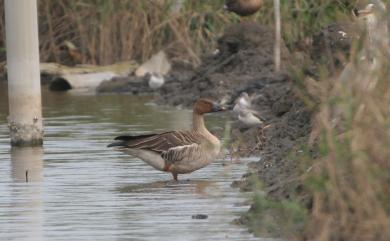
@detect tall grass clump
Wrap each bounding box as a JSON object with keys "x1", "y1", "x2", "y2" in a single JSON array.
[
  {"x1": 255, "y1": 0, "x2": 357, "y2": 49},
  {"x1": 303, "y1": 6, "x2": 390, "y2": 240},
  {"x1": 0, "y1": 0, "x2": 357, "y2": 66},
  {"x1": 244, "y1": 1, "x2": 390, "y2": 240},
  {"x1": 0, "y1": 0, "x2": 232, "y2": 66}
]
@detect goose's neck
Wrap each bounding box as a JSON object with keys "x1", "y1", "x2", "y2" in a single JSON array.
[
  {"x1": 193, "y1": 112, "x2": 209, "y2": 134},
  {"x1": 193, "y1": 112, "x2": 221, "y2": 148}
]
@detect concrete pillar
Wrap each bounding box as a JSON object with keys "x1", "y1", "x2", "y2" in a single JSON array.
[{"x1": 5, "y1": 0, "x2": 43, "y2": 146}]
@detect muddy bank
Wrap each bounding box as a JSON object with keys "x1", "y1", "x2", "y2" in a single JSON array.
[
  {"x1": 159, "y1": 24, "x2": 311, "y2": 165},
  {"x1": 100, "y1": 21, "x2": 321, "y2": 235},
  {"x1": 157, "y1": 22, "x2": 290, "y2": 107},
  {"x1": 97, "y1": 26, "x2": 313, "y2": 232},
  {"x1": 156, "y1": 21, "x2": 312, "y2": 224}
]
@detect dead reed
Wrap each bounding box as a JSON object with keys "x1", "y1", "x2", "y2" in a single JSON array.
[
  {"x1": 254, "y1": 0, "x2": 357, "y2": 48},
  {"x1": 0, "y1": 0, "x2": 357, "y2": 67},
  {"x1": 2, "y1": 1, "x2": 388, "y2": 240},
  {"x1": 303, "y1": 6, "x2": 390, "y2": 240},
  {"x1": 246, "y1": 1, "x2": 390, "y2": 240},
  {"x1": 0, "y1": 0, "x2": 232, "y2": 66}
]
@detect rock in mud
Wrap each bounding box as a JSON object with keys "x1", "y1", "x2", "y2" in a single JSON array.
[{"x1": 191, "y1": 214, "x2": 208, "y2": 219}]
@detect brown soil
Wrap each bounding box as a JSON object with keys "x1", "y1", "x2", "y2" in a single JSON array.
[
  {"x1": 98, "y1": 22, "x2": 313, "y2": 220},
  {"x1": 158, "y1": 22, "x2": 312, "y2": 203},
  {"x1": 157, "y1": 22, "x2": 290, "y2": 107},
  {"x1": 97, "y1": 21, "x2": 356, "y2": 235}
]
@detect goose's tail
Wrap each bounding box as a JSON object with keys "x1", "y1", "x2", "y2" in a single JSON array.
[{"x1": 107, "y1": 134, "x2": 157, "y2": 148}]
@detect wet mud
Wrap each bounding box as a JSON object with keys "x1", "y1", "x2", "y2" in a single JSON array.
[
  {"x1": 157, "y1": 22, "x2": 312, "y2": 205},
  {"x1": 96, "y1": 21, "x2": 350, "y2": 233},
  {"x1": 98, "y1": 22, "x2": 313, "y2": 212}
]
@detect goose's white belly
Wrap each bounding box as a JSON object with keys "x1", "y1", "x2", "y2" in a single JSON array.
[
  {"x1": 118, "y1": 135, "x2": 221, "y2": 175},
  {"x1": 120, "y1": 148, "x2": 166, "y2": 171}
]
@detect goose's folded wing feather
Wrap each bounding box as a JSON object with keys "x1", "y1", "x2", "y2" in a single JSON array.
[
  {"x1": 161, "y1": 143, "x2": 201, "y2": 164},
  {"x1": 112, "y1": 130, "x2": 202, "y2": 154}
]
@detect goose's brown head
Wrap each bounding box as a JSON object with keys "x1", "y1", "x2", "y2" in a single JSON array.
[
  {"x1": 194, "y1": 98, "x2": 226, "y2": 115},
  {"x1": 224, "y1": 0, "x2": 263, "y2": 17}
]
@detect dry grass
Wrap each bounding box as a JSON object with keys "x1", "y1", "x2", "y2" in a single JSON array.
[
  {"x1": 255, "y1": 0, "x2": 357, "y2": 48},
  {"x1": 0, "y1": 0, "x2": 358, "y2": 67},
  {"x1": 245, "y1": 1, "x2": 390, "y2": 240},
  {"x1": 303, "y1": 11, "x2": 390, "y2": 241},
  {"x1": 2, "y1": 1, "x2": 389, "y2": 240},
  {"x1": 0, "y1": 0, "x2": 234, "y2": 66}
]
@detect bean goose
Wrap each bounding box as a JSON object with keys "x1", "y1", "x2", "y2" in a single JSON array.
[
  {"x1": 108, "y1": 99, "x2": 226, "y2": 181},
  {"x1": 224, "y1": 0, "x2": 263, "y2": 16}
]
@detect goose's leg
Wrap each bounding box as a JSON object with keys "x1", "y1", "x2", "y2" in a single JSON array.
[{"x1": 172, "y1": 173, "x2": 178, "y2": 181}]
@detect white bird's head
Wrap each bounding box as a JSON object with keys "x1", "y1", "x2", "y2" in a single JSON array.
[
  {"x1": 354, "y1": 1, "x2": 386, "y2": 20},
  {"x1": 148, "y1": 73, "x2": 165, "y2": 89}
]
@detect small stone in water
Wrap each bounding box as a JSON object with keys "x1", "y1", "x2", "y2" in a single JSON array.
[{"x1": 191, "y1": 214, "x2": 208, "y2": 219}]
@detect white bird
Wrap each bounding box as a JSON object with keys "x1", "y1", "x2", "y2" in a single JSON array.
[
  {"x1": 148, "y1": 73, "x2": 165, "y2": 89},
  {"x1": 238, "y1": 108, "x2": 264, "y2": 128},
  {"x1": 212, "y1": 49, "x2": 220, "y2": 56},
  {"x1": 233, "y1": 92, "x2": 251, "y2": 114},
  {"x1": 340, "y1": 1, "x2": 387, "y2": 89},
  {"x1": 355, "y1": 1, "x2": 388, "y2": 53}
]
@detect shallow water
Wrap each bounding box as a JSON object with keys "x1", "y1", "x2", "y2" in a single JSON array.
[{"x1": 0, "y1": 84, "x2": 265, "y2": 241}]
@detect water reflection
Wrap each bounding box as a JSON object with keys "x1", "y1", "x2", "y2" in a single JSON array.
[
  {"x1": 0, "y1": 84, "x2": 263, "y2": 241},
  {"x1": 117, "y1": 179, "x2": 216, "y2": 194},
  {"x1": 7, "y1": 147, "x2": 43, "y2": 241},
  {"x1": 11, "y1": 147, "x2": 43, "y2": 182}
]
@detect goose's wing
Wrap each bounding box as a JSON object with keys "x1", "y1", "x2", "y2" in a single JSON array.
[
  {"x1": 161, "y1": 143, "x2": 202, "y2": 165},
  {"x1": 109, "y1": 130, "x2": 202, "y2": 156}
]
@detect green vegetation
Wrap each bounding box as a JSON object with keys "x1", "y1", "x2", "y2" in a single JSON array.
[{"x1": 245, "y1": 175, "x2": 308, "y2": 239}]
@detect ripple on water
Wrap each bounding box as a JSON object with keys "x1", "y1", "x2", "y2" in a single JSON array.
[{"x1": 0, "y1": 90, "x2": 266, "y2": 241}]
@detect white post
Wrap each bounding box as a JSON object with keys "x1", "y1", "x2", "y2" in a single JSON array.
[
  {"x1": 5, "y1": 0, "x2": 43, "y2": 146},
  {"x1": 274, "y1": 0, "x2": 281, "y2": 72}
]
